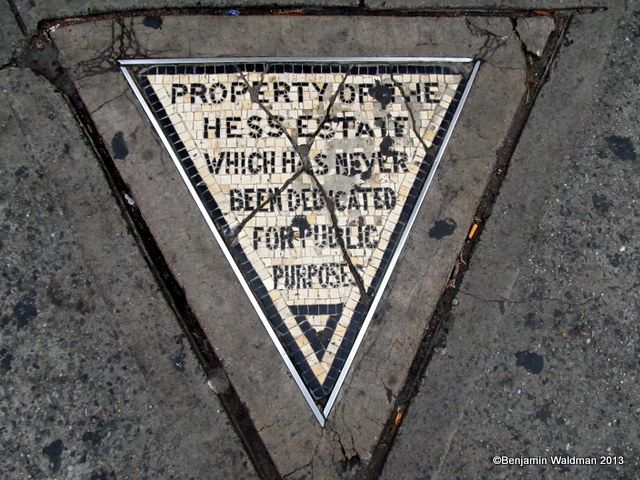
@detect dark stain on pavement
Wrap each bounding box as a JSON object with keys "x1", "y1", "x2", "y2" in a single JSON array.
[
  {"x1": 111, "y1": 132, "x2": 129, "y2": 160},
  {"x1": 339, "y1": 452, "x2": 362, "y2": 475},
  {"x1": 592, "y1": 193, "x2": 611, "y2": 215},
  {"x1": 524, "y1": 312, "x2": 542, "y2": 330},
  {"x1": 360, "y1": 162, "x2": 374, "y2": 181},
  {"x1": 82, "y1": 430, "x2": 103, "y2": 446},
  {"x1": 380, "y1": 136, "x2": 395, "y2": 157},
  {"x1": 291, "y1": 215, "x2": 311, "y2": 236},
  {"x1": 428, "y1": 218, "x2": 457, "y2": 239},
  {"x1": 90, "y1": 469, "x2": 116, "y2": 480},
  {"x1": 13, "y1": 292, "x2": 37, "y2": 329},
  {"x1": 604, "y1": 135, "x2": 636, "y2": 161},
  {"x1": 607, "y1": 252, "x2": 621, "y2": 267},
  {"x1": 171, "y1": 334, "x2": 186, "y2": 372},
  {"x1": 535, "y1": 405, "x2": 552, "y2": 423},
  {"x1": 42, "y1": 439, "x2": 64, "y2": 473},
  {"x1": 515, "y1": 350, "x2": 544, "y2": 374},
  {"x1": 0, "y1": 348, "x2": 12, "y2": 374},
  {"x1": 142, "y1": 16, "x2": 163, "y2": 29},
  {"x1": 14, "y1": 166, "x2": 28, "y2": 181},
  {"x1": 369, "y1": 81, "x2": 395, "y2": 108}
]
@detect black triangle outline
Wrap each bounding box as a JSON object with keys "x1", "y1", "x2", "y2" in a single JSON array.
[
  {"x1": 133, "y1": 62, "x2": 469, "y2": 405},
  {"x1": 289, "y1": 304, "x2": 344, "y2": 362}
]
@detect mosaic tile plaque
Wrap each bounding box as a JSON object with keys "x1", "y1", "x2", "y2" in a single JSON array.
[{"x1": 121, "y1": 58, "x2": 478, "y2": 425}]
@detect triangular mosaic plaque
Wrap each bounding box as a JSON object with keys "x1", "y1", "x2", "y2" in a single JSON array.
[{"x1": 121, "y1": 58, "x2": 479, "y2": 425}]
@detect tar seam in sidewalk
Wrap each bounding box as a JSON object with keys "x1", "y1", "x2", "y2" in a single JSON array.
[{"x1": 360, "y1": 12, "x2": 573, "y2": 480}]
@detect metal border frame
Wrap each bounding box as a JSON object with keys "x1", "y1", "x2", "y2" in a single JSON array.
[
  {"x1": 120, "y1": 56, "x2": 474, "y2": 65},
  {"x1": 119, "y1": 57, "x2": 480, "y2": 426}
]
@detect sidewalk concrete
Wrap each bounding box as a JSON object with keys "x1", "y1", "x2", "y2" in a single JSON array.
[
  {"x1": 0, "y1": 2, "x2": 25, "y2": 65},
  {"x1": 1, "y1": 1, "x2": 638, "y2": 479},
  {"x1": 0, "y1": 67, "x2": 257, "y2": 479},
  {"x1": 366, "y1": 0, "x2": 606, "y2": 9},
  {"x1": 12, "y1": 0, "x2": 358, "y2": 36},
  {"x1": 382, "y1": 2, "x2": 639, "y2": 478},
  {"x1": 48, "y1": 12, "x2": 546, "y2": 479}
]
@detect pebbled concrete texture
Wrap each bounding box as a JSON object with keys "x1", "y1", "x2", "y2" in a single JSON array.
[
  {"x1": 366, "y1": 0, "x2": 607, "y2": 9},
  {"x1": 0, "y1": 67, "x2": 257, "y2": 480},
  {"x1": 0, "y1": 1, "x2": 26, "y2": 65},
  {"x1": 0, "y1": 2, "x2": 636, "y2": 480},
  {"x1": 13, "y1": 0, "x2": 358, "y2": 35},
  {"x1": 48, "y1": 13, "x2": 551, "y2": 478},
  {"x1": 382, "y1": 2, "x2": 639, "y2": 479},
  {"x1": 515, "y1": 16, "x2": 556, "y2": 56}
]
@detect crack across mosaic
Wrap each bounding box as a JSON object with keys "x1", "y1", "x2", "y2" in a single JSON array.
[{"x1": 124, "y1": 60, "x2": 474, "y2": 420}]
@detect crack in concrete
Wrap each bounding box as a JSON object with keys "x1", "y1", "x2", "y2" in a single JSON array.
[
  {"x1": 282, "y1": 460, "x2": 312, "y2": 479},
  {"x1": 78, "y1": 18, "x2": 165, "y2": 77},
  {"x1": 390, "y1": 73, "x2": 436, "y2": 166},
  {"x1": 307, "y1": 169, "x2": 368, "y2": 302},
  {"x1": 237, "y1": 69, "x2": 302, "y2": 156},
  {"x1": 256, "y1": 419, "x2": 278, "y2": 434},
  {"x1": 459, "y1": 280, "x2": 639, "y2": 310},
  {"x1": 360, "y1": 14, "x2": 575, "y2": 480},
  {"x1": 6, "y1": 0, "x2": 28, "y2": 37},
  {"x1": 512, "y1": 18, "x2": 532, "y2": 56},
  {"x1": 88, "y1": 87, "x2": 131, "y2": 115},
  {"x1": 235, "y1": 66, "x2": 370, "y2": 302},
  {"x1": 333, "y1": 428, "x2": 361, "y2": 472},
  {"x1": 298, "y1": 71, "x2": 370, "y2": 301},
  {"x1": 231, "y1": 68, "x2": 306, "y2": 242},
  {"x1": 465, "y1": 18, "x2": 510, "y2": 62},
  {"x1": 304, "y1": 71, "x2": 350, "y2": 151}
]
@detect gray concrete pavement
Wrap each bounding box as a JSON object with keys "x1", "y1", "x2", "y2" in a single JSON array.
[
  {"x1": 13, "y1": 0, "x2": 358, "y2": 35},
  {"x1": 0, "y1": 67, "x2": 257, "y2": 479},
  {"x1": 382, "y1": 2, "x2": 639, "y2": 479},
  {"x1": 366, "y1": 0, "x2": 606, "y2": 9},
  {"x1": 0, "y1": 1, "x2": 26, "y2": 65},
  {"x1": 49, "y1": 13, "x2": 549, "y2": 478},
  {"x1": 0, "y1": 1, "x2": 638, "y2": 479}
]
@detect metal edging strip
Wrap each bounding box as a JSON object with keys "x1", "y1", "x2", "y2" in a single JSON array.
[
  {"x1": 119, "y1": 56, "x2": 474, "y2": 66},
  {"x1": 322, "y1": 60, "x2": 481, "y2": 417},
  {"x1": 119, "y1": 58, "x2": 480, "y2": 426}
]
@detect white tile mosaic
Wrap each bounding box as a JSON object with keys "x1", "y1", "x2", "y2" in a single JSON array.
[{"x1": 135, "y1": 62, "x2": 465, "y2": 406}]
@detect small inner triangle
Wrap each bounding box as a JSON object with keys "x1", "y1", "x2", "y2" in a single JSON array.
[
  {"x1": 290, "y1": 304, "x2": 343, "y2": 362},
  {"x1": 123, "y1": 59, "x2": 475, "y2": 419}
]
